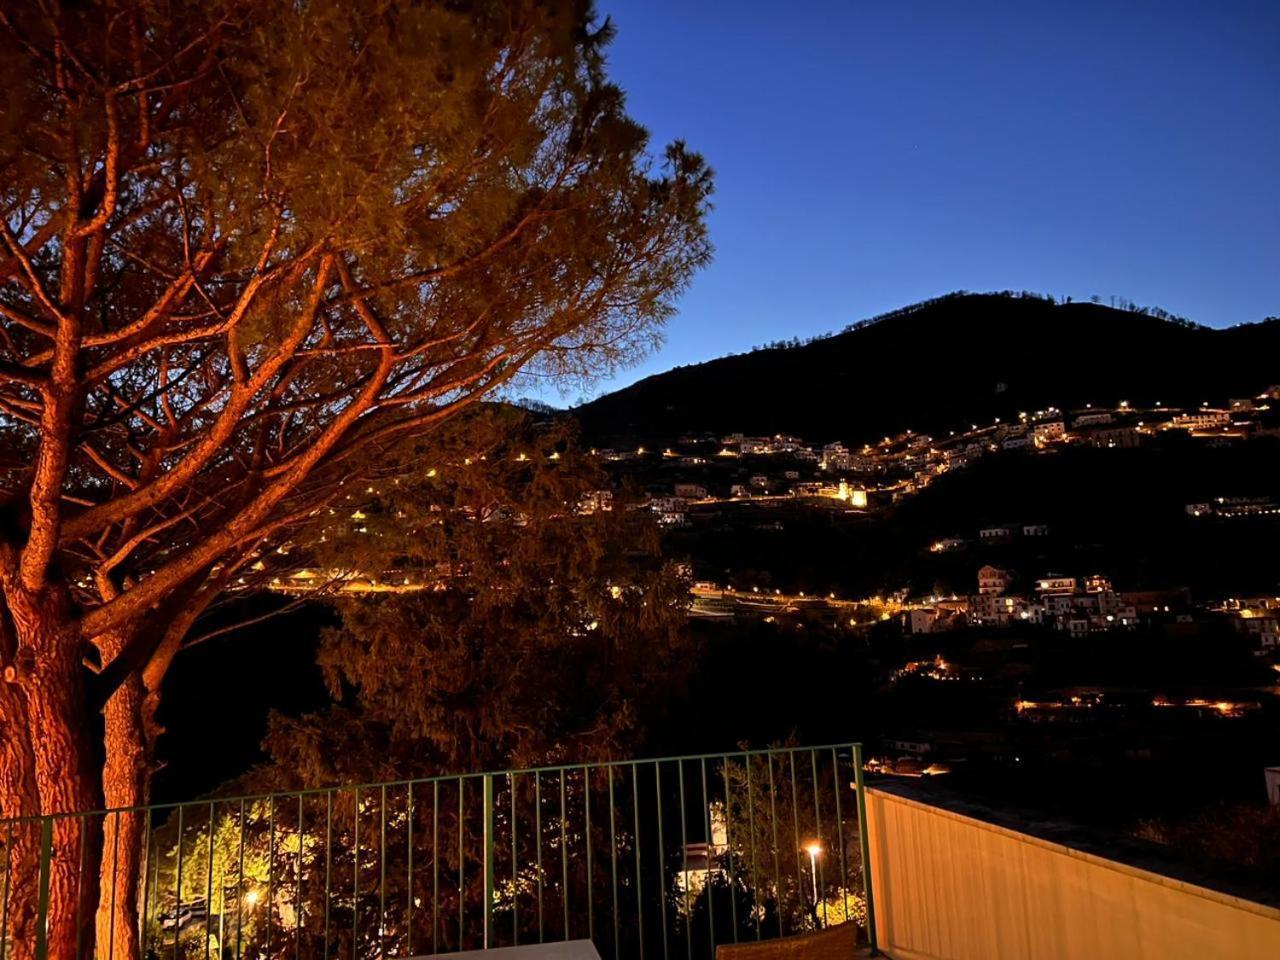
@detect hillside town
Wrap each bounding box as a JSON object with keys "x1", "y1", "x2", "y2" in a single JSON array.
[{"x1": 596, "y1": 390, "x2": 1280, "y2": 527}]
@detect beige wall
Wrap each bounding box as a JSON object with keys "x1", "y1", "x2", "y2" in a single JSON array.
[{"x1": 863, "y1": 787, "x2": 1280, "y2": 960}]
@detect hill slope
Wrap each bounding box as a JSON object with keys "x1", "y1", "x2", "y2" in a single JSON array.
[{"x1": 575, "y1": 293, "x2": 1280, "y2": 443}]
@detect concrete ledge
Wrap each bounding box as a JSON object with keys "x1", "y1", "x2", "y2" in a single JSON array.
[
  {"x1": 717, "y1": 923, "x2": 862, "y2": 959},
  {"x1": 415, "y1": 941, "x2": 601, "y2": 959}
]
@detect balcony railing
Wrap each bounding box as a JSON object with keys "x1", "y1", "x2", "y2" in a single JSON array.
[{"x1": 1, "y1": 742, "x2": 877, "y2": 959}]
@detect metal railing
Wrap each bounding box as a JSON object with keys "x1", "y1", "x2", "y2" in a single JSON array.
[{"x1": 1, "y1": 743, "x2": 878, "y2": 959}]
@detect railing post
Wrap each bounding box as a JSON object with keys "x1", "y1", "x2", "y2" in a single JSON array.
[
  {"x1": 33, "y1": 817, "x2": 53, "y2": 960},
  {"x1": 483, "y1": 774, "x2": 495, "y2": 949},
  {"x1": 852, "y1": 745, "x2": 879, "y2": 956}
]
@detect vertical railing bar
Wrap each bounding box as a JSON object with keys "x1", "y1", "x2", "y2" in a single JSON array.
[
  {"x1": 33, "y1": 817, "x2": 52, "y2": 960},
  {"x1": 811, "y1": 750, "x2": 826, "y2": 928},
  {"x1": 324, "y1": 791, "x2": 333, "y2": 960},
  {"x1": 432, "y1": 781, "x2": 440, "y2": 957},
  {"x1": 108, "y1": 814, "x2": 121, "y2": 960},
  {"x1": 766, "y1": 755, "x2": 781, "y2": 937},
  {"x1": 407, "y1": 782, "x2": 415, "y2": 957},
  {"x1": 744, "y1": 756, "x2": 760, "y2": 942},
  {"x1": 631, "y1": 764, "x2": 645, "y2": 960},
  {"x1": 205, "y1": 803, "x2": 215, "y2": 960},
  {"x1": 380, "y1": 784, "x2": 388, "y2": 959},
  {"x1": 457, "y1": 779, "x2": 464, "y2": 950},
  {"x1": 853, "y1": 745, "x2": 878, "y2": 955},
  {"x1": 140, "y1": 810, "x2": 153, "y2": 954},
  {"x1": 510, "y1": 772, "x2": 518, "y2": 946},
  {"x1": 583, "y1": 766, "x2": 594, "y2": 944},
  {"x1": 654, "y1": 763, "x2": 669, "y2": 960},
  {"x1": 723, "y1": 759, "x2": 739, "y2": 943},
  {"x1": 482, "y1": 776, "x2": 494, "y2": 951},
  {"x1": 154, "y1": 837, "x2": 163, "y2": 945},
  {"x1": 353, "y1": 786, "x2": 360, "y2": 959},
  {"x1": 830, "y1": 747, "x2": 850, "y2": 924},
  {"x1": 296, "y1": 794, "x2": 304, "y2": 959},
  {"x1": 74, "y1": 814, "x2": 89, "y2": 960},
  {"x1": 700, "y1": 758, "x2": 715, "y2": 956},
  {"x1": 267, "y1": 795, "x2": 276, "y2": 958},
  {"x1": 151, "y1": 834, "x2": 162, "y2": 949},
  {"x1": 235, "y1": 799, "x2": 245, "y2": 960},
  {"x1": 608, "y1": 767, "x2": 619, "y2": 960},
  {"x1": 677, "y1": 762, "x2": 690, "y2": 960},
  {"x1": 559, "y1": 772, "x2": 569, "y2": 940},
  {"x1": 789, "y1": 752, "x2": 803, "y2": 930},
  {"x1": 534, "y1": 771, "x2": 544, "y2": 944},
  {"x1": 173, "y1": 805, "x2": 184, "y2": 960},
  {"x1": 0, "y1": 821, "x2": 12, "y2": 960}
]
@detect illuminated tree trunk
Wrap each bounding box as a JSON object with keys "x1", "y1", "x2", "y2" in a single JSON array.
[
  {"x1": 95, "y1": 602, "x2": 201, "y2": 960},
  {"x1": 7, "y1": 588, "x2": 101, "y2": 960},
  {"x1": 96, "y1": 656, "x2": 146, "y2": 960},
  {"x1": 87, "y1": 585, "x2": 214, "y2": 960},
  {"x1": 0, "y1": 686, "x2": 40, "y2": 960}
]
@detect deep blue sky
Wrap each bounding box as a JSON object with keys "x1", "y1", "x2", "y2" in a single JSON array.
[{"x1": 566, "y1": 0, "x2": 1278, "y2": 400}]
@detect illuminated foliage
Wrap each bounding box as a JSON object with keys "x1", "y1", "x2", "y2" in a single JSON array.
[
  {"x1": 0, "y1": 3, "x2": 709, "y2": 957},
  {"x1": 258, "y1": 407, "x2": 694, "y2": 782}
]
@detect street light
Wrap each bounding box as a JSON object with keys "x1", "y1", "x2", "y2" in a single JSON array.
[{"x1": 804, "y1": 841, "x2": 823, "y2": 925}]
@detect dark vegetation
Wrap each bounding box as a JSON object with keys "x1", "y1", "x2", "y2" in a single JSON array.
[{"x1": 574, "y1": 292, "x2": 1280, "y2": 444}]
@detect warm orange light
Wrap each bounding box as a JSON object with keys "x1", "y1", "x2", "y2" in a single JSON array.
[{"x1": 804, "y1": 841, "x2": 823, "y2": 858}]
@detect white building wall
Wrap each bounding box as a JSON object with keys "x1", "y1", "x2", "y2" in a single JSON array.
[{"x1": 863, "y1": 787, "x2": 1280, "y2": 960}]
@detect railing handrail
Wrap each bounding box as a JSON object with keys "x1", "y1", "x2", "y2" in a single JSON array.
[{"x1": 0, "y1": 740, "x2": 864, "y2": 827}]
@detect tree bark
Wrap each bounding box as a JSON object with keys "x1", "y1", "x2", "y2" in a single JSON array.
[
  {"x1": 95, "y1": 630, "x2": 147, "y2": 960},
  {"x1": 7, "y1": 587, "x2": 101, "y2": 960},
  {"x1": 89, "y1": 577, "x2": 219, "y2": 960},
  {"x1": 0, "y1": 685, "x2": 40, "y2": 960}
]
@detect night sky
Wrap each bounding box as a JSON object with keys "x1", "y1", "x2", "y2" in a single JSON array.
[{"x1": 573, "y1": 0, "x2": 1279, "y2": 398}]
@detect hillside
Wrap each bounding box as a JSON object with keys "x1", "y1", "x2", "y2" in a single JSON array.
[{"x1": 574, "y1": 293, "x2": 1280, "y2": 443}]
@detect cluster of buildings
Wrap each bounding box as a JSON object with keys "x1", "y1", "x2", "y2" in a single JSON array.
[
  {"x1": 642, "y1": 472, "x2": 868, "y2": 526},
  {"x1": 903, "y1": 567, "x2": 1278, "y2": 657},
  {"x1": 930, "y1": 523, "x2": 1052, "y2": 553},
  {"x1": 1010, "y1": 691, "x2": 1263, "y2": 722},
  {"x1": 908, "y1": 566, "x2": 1188, "y2": 636},
  {"x1": 1185, "y1": 496, "x2": 1280, "y2": 519},
  {"x1": 603, "y1": 391, "x2": 1279, "y2": 527},
  {"x1": 1215, "y1": 596, "x2": 1280, "y2": 654},
  {"x1": 715, "y1": 432, "x2": 813, "y2": 458},
  {"x1": 970, "y1": 569, "x2": 1190, "y2": 635},
  {"x1": 861, "y1": 394, "x2": 1280, "y2": 497}
]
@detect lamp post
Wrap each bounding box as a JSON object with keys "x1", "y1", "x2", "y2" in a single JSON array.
[
  {"x1": 804, "y1": 841, "x2": 822, "y2": 927},
  {"x1": 242, "y1": 888, "x2": 260, "y2": 959}
]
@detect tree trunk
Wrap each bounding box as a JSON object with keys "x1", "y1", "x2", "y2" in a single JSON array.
[
  {"x1": 0, "y1": 685, "x2": 40, "y2": 960},
  {"x1": 8, "y1": 588, "x2": 101, "y2": 960},
  {"x1": 96, "y1": 633, "x2": 147, "y2": 960},
  {"x1": 92, "y1": 583, "x2": 216, "y2": 960}
]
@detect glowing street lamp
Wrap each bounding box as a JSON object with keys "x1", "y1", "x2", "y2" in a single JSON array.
[{"x1": 803, "y1": 841, "x2": 823, "y2": 923}]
